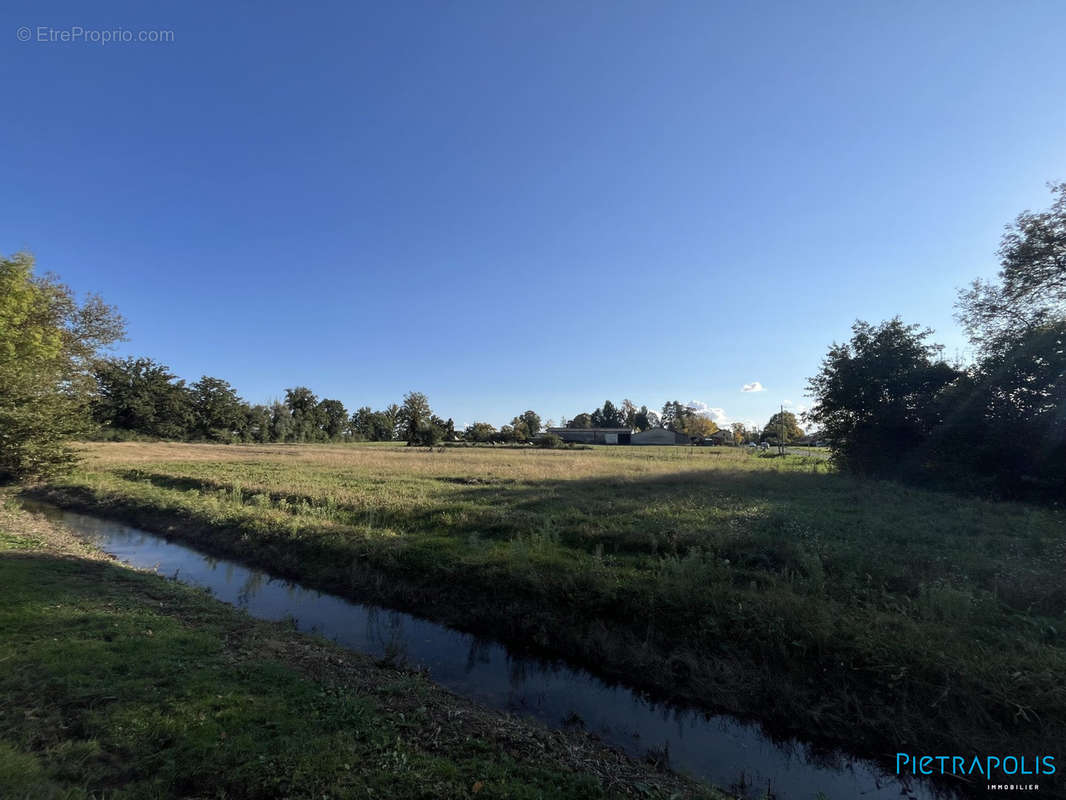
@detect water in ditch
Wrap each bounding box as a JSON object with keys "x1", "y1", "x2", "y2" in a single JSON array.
[{"x1": 22, "y1": 501, "x2": 953, "y2": 800}]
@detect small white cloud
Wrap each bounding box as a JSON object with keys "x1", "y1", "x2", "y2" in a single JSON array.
[{"x1": 742, "y1": 382, "x2": 765, "y2": 393}]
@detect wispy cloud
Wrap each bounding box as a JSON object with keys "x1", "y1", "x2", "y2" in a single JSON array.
[{"x1": 741, "y1": 381, "x2": 765, "y2": 392}]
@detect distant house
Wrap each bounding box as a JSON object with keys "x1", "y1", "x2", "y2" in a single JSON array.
[
  {"x1": 631, "y1": 428, "x2": 692, "y2": 445},
  {"x1": 548, "y1": 427, "x2": 632, "y2": 445},
  {"x1": 706, "y1": 429, "x2": 734, "y2": 445}
]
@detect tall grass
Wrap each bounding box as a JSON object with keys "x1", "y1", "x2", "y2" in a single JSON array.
[{"x1": 34, "y1": 441, "x2": 1066, "y2": 777}]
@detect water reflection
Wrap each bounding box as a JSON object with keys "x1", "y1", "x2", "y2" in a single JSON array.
[{"x1": 23, "y1": 502, "x2": 956, "y2": 800}]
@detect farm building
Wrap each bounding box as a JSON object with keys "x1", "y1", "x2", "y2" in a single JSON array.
[
  {"x1": 705, "y1": 429, "x2": 734, "y2": 444},
  {"x1": 547, "y1": 427, "x2": 632, "y2": 445},
  {"x1": 631, "y1": 428, "x2": 693, "y2": 445}
]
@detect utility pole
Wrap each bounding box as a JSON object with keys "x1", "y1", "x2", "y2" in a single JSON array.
[{"x1": 778, "y1": 404, "x2": 786, "y2": 456}]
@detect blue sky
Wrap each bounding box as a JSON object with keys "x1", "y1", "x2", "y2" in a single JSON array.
[{"x1": 3, "y1": 1, "x2": 1065, "y2": 429}]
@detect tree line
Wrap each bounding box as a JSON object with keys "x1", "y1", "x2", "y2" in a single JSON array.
[
  {"x1": 91, "y1": 358, "x2": 458, "y2": 447},
  {"x1": 807, "y1": 182, "x2": 1066, "y2": 500},
  {"x1": 562, "y1": 399, "x2": 722, "y2": 438},
  {"x1": 3, "y1": 182, "x2": 1061, "y2": 497}
]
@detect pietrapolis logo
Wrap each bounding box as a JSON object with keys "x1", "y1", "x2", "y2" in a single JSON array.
[{"x1": 896, "y1": 753, "x2": 1056, "y2": 792}]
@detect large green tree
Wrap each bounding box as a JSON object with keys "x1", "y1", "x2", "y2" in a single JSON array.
[
  {"x1": 510, "y1": 410, "x2": 541, "y2": 441},
  {"x1": 591, "y1": 400, "x2": 623, "y2": 428},
  {"x1": 244, "y1": 403, "x2": 272, "y2": 443},
  {"x1": 942, "y1": 182, "x2": 1066, "y2": 497},
  {"x1": 634, "y1": 405, "x2": 658, "y2": 431},
  {"x1": 189, "y1": 376, "x2": 247, "y2": 442},
  {"x1": 464, "y1": 421, "x2": 497, "y2": 443},
  {"x1": 956, "y1": 182, "x2": 1066, "y2": 355},
  {"x1": 399, "y1": 391, "x2": 433, "y2": 444},
  {"x1": 269, "y1": 400, "x2": 293, "y2": 442},
  {"x1": 93, "y1": 357, "x2": 194, "y2": 440},
  {"x1": 1, "y1": 253, "x2": 124, "y2": 478},
  {"x1": 806, "y1": 318, "x2": 959, "y2": 475},
  {"x1": 284, "y1": 387, "x2": 322, "y2": 442},
  {"x1": 349, "y1": 406, "x2": 394, "y2": 441},
  {"x1": 317, "y1": 398, "x2": 348, "y2": 441}
]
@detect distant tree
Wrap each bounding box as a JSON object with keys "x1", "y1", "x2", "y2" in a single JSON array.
[
  {"x1": 428, "y1": 414, "x2": 453, "y2": 442},
  {"x1": 511, "y1": 410, "x2": 541, "y2": 441},
  {"x1": 464, "y1": 421, "x2": 497, "y2": 443},
  {"x1": 633, "y1": 406, "x2": 658, "y2": 431},
  {"x1": 730, "y1": 422, "x2": 747, "y2": 445},
  {"x1": 496, "y1": 424, "x2": 517, "y2": 443},
  {"x1": 519, "y1": 410, "x2": 541, "y2": 438},
  {"x1": 244, "y1": 404, "x2": 272, "y2": 443},
  {"x1": 1, "y1": 252, "x2": 124, "y2": 478},
  {"x1": 620, "y1": 399, "x2": 638, "y2": 429},
  {"x1": 189, "y1": 376, "x2": 246, "y2": 442},
  {"x1": 284, "y1": 387, "x2": 322, "y2": 442},
  {"x1": 384, "y1": 403, "x2": 402, "y2": 441},
  {"x1": 94, "y1": 357, "x2": 194, "y2": 440},
  {"x1": 510, "y1": 416, "x2": 530, "y2": 441},
  {"x1": 677, "y1": 414, "x2": 719, "y2": 439},
  {"x1": 806, "y1": 318, "x2": 959, "y2": 475},
  {"x1": 317, "y1": 398, "x2": 348, "y2": 441},
  {"x1": 568, "y1": 413, "x2": 593, "y2": 428},
  {"x1": 591, "y1": 400, "x2": 623, "y2": 428},
  {"x1": 660, "y1": 401, "x2": 687, "y2": 430},
  {"x1": 268, "y1": 400, "x2": 293, "y2": 442},
  {"x1": 350, "y1": 406, "x2": 394, "y2": 441},
  {"x1": 399, "y1": 391, "x2": 432, "y2": 443},
  {"x1": 761, "y1": 411, "x2": 803, "y2": 446}
]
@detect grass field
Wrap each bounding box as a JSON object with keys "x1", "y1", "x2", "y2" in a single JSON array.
[
  {"x1": 0, "y1": 493, "x2": 719, "y2": 799},
  {"x1": 28, "y1": 441, "x2": 1066, "y2": 773}
]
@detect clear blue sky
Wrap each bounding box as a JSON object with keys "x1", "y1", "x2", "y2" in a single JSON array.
[{"x1": 3, "y1": 1, "x2": 1065, "y2": 429}]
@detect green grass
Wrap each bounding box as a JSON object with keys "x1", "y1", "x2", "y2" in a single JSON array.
[
  {"x1": 0, "y1": 494, "x2": 717, "y2": 799},
  {"x1": 31, "y1": 441, "x2": 1066, "y2": 769}
]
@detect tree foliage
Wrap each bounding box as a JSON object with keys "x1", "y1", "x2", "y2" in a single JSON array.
[
  {"x1": 464, "y1": 421, "x2": 497, "y2": 443},
  {"x1": 807, "y1": 318, "x2": 959, "y2": 475},
  {"x1": 94, "y1": 357, "x2": 194, "y2": 440},
  {"x1": 761, "y1": 411, "x2": 802, "y2": 445},
  {"x1": 634, "y1": 405, "x2": 658, "y2": 431},
  {"x1": 317, "y1": 398, "x2": 348, "y2": 441},
  {"x1": 399, "y1": 391, "x2": 432, "y2": 444},
  {"x1": 809, "y1": 184, "x2": 1066, "y2": 498},
  {"x1": 1, "y1": 252, "x2": 124, "y2": 478},
  {"x1": 510, "y1": 410, "x2": 542, "y2": 441},
  {"x1": 956, "y1": 182, "x2": 1066, "y2": 355},
  {"x1": 676, "y1": 414, "x2": 719, "y2": 439},
  {"x1": 190, "y1": 376, "x2": 246, "y2": 442}
]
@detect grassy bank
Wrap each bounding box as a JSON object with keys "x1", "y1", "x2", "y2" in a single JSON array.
[
  {"x1": 0, "y1": 492, "x2": 720, "y2": 799},
  {"x1": 31, "y1": 441, "x2": 1066, "y2": 773}
]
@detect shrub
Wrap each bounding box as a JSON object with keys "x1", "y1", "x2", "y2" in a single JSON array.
[{"x1": 534, "y1": 433, "x2": 563, "y2": 449}]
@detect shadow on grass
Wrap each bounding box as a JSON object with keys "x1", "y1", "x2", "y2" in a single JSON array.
[{"x1": 22, "y1": 463, "x2": 1066, "y2": 786}]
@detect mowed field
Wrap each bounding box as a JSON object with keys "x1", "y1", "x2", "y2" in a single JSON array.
[{"x1": 33, "y1": 441, "x2": 1066, "y2": 766}]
